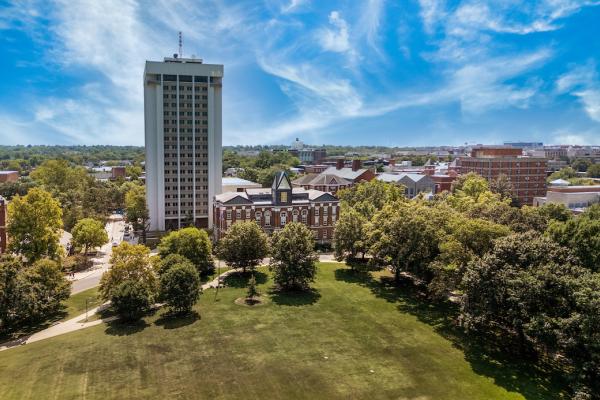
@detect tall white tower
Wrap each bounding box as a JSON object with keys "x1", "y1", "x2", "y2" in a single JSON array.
[{"x1": 144, "y1": 56, "x2": 223, "y2": 231}]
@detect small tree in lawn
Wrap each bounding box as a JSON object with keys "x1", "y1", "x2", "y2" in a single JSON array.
[
  {"x1": 269, "y1": 223, "x2": 318, "y2": 291},
  {"x1": 246, "y1": 274, "x2": 259, "y2": 301},
  {"x1": 217, "y1": 221, "x2": 269, "y2": 273},
  {"x1": 159, "y1": 263, "x2": 201, "y2": 314},
  {"x1": 333, "y1": 207, "x2": 368, "y2": 264},
  {"x1": 111, "y1": 280, "x2": 153, "y2": 322},
  {"x1": 72, "y1": 218, "x2": 109, "y2": 257}
]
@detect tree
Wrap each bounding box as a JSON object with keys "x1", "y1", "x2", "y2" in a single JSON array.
[
  {"x1": 216, "y1": 221, "x2": 269, "y2": 273},
  {"x1": 99, "y1": 243, "x2": 157, "y2": 301},
  {"x1": 489, "y1": 174, "x2": 515, "y2": 203},
  {"x1": 7, "y1": 188, "x2": 63, "y2": 263},
  {"x1": 155, "y1": 254, "x2": 194, "y2": 276},
  {"x1": 333, "y1": 207, "x2": 368, "y2": 263},
  {"x1": 548, "y1": 167, "x2": 577, "y2": 182},
  {"x1": 22, "y1": 259, "x2": 71, "y2": 320},
  {"x1": 125, "y1": 185, "x2": 149, "y2": 243},
  {"x1": 111, "y1": 280, "x2": 153, "y2": 321},
  {"x1": 454, "y1": 173, "x2": 490, "y2": 202},
  {"x1": 159, "y1": 263, "x2": 201, "y2": 314},
  {"x1": 369, "y1": 204, "x2": 441, "y2": 284},
  {"x1": 0, "y1": 255, "x2": 25, "y2": 330},
  {"x1": 71, "y1": 218, "x2": 108, "y2": 255},
  {"x1": 269, "y1": 223, "x2": 318, "y2": 291},
  {"x1": 536, "y1": 203, "x2": 572, "y2": 223},
  {"x1": 547, "y1": 207, "x2": 600, "y2": 272},
  {"x1": 158, "y1": 227, "x2": 213, "y2": 275},
  {"x1": 587, "y1": 163, "x2": 600, "y2": 178},
  {"x1": 571, "y1": 158, "x2": 591, "y2": 172},
  {"x1": 337, "y1": 179, "x2": 405, "y2": 219},
  {"x1": 246, "y1": 274, "x2": 259, "y2": 300}
]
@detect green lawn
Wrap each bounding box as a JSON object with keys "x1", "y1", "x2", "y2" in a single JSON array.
[
  {"x1": 61, "y1": 287, "x2": 103, "y2": 321},
  {"x1": 0, "y1": 263, "x2": 567, "y2": 400}
]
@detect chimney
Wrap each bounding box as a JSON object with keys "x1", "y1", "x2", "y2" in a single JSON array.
[
  {"x1": 336, "y1": 159, "x2": 344, "y2": 170},
  {"x1": 352, "y1": 159, "x2": 361, "y2": 172},
  {"x1": 388, "y1": 159, "x2": 396, "y2": 167}
]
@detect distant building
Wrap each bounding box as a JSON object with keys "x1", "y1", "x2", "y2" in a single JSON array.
[
  {"x1": 111, "y1": 166, "x2": 127, "y2": 179},
  {"x1": 456, "y1": 146, "x2": 547, "y2": 205},
  {"x1": 0, "y1": 196, "x2": 7, "y2": 254},
  {"x1": 292, "y1": 173, "x2": 352, "y2": 194},
  {"x1": 534, "y1": 184, "x2": 600, "y2": 213},
  {"x1": 0, "y1": 171, "x2": 19, "y2": 183},
  {"x1": 214, "y1": 172, "x2": 339, "y2": 244},
  {"x1": 377, "y1": 173, "x2": 435, "y2": 198},
  {"x1": 321, "y1": 159, "x2": 376, "y2": 184},
  {"x1": 144, "y1": 56, "x2": 223, "y2": 230},
  {"x1": 504, "y1": 142, "x2": 543, "y2": 149},
  {"x1": 222, "y1": 177, "x2": 261, "y2": 193},
  {"x1": 431, "y1": 172, "x2": 459, "y2": 193},
  {"x1": 289, "y1": 148, "x2": 327, "y2": 164}
]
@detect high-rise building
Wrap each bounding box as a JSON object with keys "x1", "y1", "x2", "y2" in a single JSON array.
[
  {"x1": 0, "y1": 196, "x2": 7, "y2": 254},
  {"x1": 456, "y1": 146, "x2": 547, "y2": 205},
  {"x1": 144, "y1": 56, "x2": 223, "y2": 231}
]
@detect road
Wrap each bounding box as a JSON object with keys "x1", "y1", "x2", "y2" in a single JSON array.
[{"x1": 69, "y1": 215, "x2": 125, "y2": 294}]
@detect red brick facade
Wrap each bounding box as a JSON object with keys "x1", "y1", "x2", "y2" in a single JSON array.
[{"x1": 457, "y1": 155, "x2": 547, "y2": 205}]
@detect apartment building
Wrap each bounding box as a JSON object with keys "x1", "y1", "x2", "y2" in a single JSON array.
[
  {"x1": 214, "y1": 172, "x2": 339, "y2": 245},
  {"x1": 144, "y1": 56, "x2": 223, "y2": 231},
  {"x1": 456, "y1": 146, "x2": 547, "y2": 205}
]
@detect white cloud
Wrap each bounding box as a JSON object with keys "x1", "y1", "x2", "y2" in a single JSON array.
[
  {"x1": 418, "y1": 0, "x2": 446, "y2": 34},
  {"x1": 281, "y1": 0, "x2": 309, "y2": 14},
  {"x1": 318, "y1": 11, "x2": 352, "y2": 54},
  {"x1": 557, "y1": 63, "x2": 600, "y2": 122}
]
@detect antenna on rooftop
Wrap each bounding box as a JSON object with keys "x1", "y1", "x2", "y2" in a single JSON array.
[{"x1": 178, "y1": 31, "x2": 183, "y2": 58}]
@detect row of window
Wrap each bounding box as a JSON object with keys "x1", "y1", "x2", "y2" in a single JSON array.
[
  {"x1": 163, "y1": 85, "x2": 208, "y2": 91},
  {"x1": 164, "y1": 111, "x2": 209, "y2": 117},
  {"x1": 163, "y1": 94, "x2": 208, "y2": 100},
  {"x1": 224, "y1": 209, "x2": 337, "y2": 227},
  {"x1": 164, "y1": 119, "x2": 208, "y2": 125},
  {"x1": 165, "y1": 189, "x2": 208, "y2": 197}
]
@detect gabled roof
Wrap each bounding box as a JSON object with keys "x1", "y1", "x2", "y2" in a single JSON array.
[
  {"x1": 222, "y1": 177, "x2": 260, "y2": 186},
  {"x1": 293, "y1": 173, "x2": 352, "y2": 186},
  {"x1": 214, "y1": 192, "x2": 253, "y2": 205},
  {"x1": 272, "y1": 171, "x2": 292, "y2": 191},
  {"x1": 322, "y1": 166, "x2": 368, "y2": 181},
  {"x1": 377, "y1": 173, "x2": 432, "y2": 184}
]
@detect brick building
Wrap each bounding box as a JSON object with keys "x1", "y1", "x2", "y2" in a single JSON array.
[
  {"x1": 214, "y1": 172, "x2": 339, "y2": 244},
  {"x1": 457, "y1": 146, "x2": 547, "y2": 205},
  {"x1": 289, "y1": 148, "x2": 327, "y2": 165},
  {"x1": 0, "y1": 196, "x2": 7, "y2": 254},
  {"x1": 0, "y1": 171, "x2": 19, "y2": 183}
]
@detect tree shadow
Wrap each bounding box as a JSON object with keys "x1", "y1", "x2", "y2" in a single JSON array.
[
  {"x1": 334, "y1": 267, "x2": 569, "y2": 400},
  {"x1": 155, "y1": 311, "x2": 200, "y2": 329},
  {"x1": 223, "y1": 270, "x2": 268, "y2": 288},
  {"x1": 104, "y1": 319, "x2": 149, "y2": 336},
  {"x1": 269, "y1": 288, "x2": 321, "y2": 306}
]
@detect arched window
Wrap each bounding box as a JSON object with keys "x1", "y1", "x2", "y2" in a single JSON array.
[
  {"x1": 280, "y1": 211, "x2": 287, "y2": 226},
  {"x1": 255, "y1": 211, "x2": 262, "y2": 224},
  {"x1": 292, "y1": 209, "x2": 299, "y2": 222},
  {"x1": 264, "y1": 210, "x2": 272, "y2": 226},
  {"x1": 301, "y1": 209, "x2": 308, "y2": 224}
]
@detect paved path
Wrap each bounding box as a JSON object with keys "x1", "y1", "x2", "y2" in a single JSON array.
[
  {"x1": 69, "y1": 216, "x2": 124, "y2": 294},
  {"x1": 0, "y1": 303, "x2": 115, "y2": 352}
]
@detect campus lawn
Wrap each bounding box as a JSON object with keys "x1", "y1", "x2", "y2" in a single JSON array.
[
  {"x1": 61, "y1": 287, "x2": 102, "y2": 321},
  {"x1": 0, "y1": 263, "x2": 567, "y2": 400}
]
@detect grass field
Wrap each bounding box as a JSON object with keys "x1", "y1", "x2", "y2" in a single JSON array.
[
  {"x1": 61, "y1": 287, "x2": 102, "y2": 321},
  {"x1": 0, "y1": 263, "x2": 567, "y2": 399}
]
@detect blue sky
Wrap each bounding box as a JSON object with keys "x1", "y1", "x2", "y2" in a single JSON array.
[{"x1": 1, "y1": 0, "x2": 600, "y2": 146}]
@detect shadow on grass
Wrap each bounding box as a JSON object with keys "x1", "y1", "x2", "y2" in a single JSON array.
[
  {"x1": 0, "y1": 306, "x2": 70, "y2": 343},
  {"x1": 269, "y1": 288, "x2": 321, "y2": 306},
  {"x1": 223, "y1": 270, "x2": 268, "y2": 288},
  {"x1": 105, "y1": 319, "x2": 150, "y2": 336},
  {"x1": 334, "y1": 267, "x2": 569, "y2": 400},
  {"x1": 155, "y1": 311, "x2": 200, "y2": 329}
]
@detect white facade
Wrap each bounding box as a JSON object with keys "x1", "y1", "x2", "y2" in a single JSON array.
[{"x1": 144, "y1": 57, "x2": 223, "y2": 231}]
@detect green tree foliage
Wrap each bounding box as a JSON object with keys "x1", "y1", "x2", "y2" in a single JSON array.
[
  {"x1": 547, "y1": 205, "x2": 600, "y2": 272},
  {"x1": 158, "y1": 227, "x2": 213, "y2": 275},
  {"x1": 535, "y1": 203, "x2": 572, "y2": 223},
  {"x1": 454, "y1": 172, "x2": 491, "y2": 202},
  {"x1": 71, "y1": 218, "x2": 108, "y2": 255},
  {"x1": 587, "y1": 163, "x2": 600, "y2": 178},
  {"x1": 369, "y1": 204, "x2": 441, "y2": 283},
  {"x1": 216, "y1": 221, "x2": 269, "y2": 273},
  {"x1": 333, "y1": 207, "x2": 368, "y2": 262},
  {"x1": 7, "y1": 188, "x2": 63, "y2": 263},
  {"x1": 159, "y1": 263, "x2": 201, "y2": 314},
  {"x1": 571, "y1": 158, "x2": 591, "y2": 172},
  {"x1": 111, "y1": 280, "x2": 153, "y2": 321},
  {"x1": 548, "y1": 167, "x2": 577, "y2": 182},
  {"x1": 489, "y1": 174, "x2": 514, "y2": 202},
  {"x1": 99, "y1": 243, "x2": 157, "y2": 302},
  {"x1": 269, "y1": 223, "x2": 318, "y2": 291},
  {"x1": 155, "y1": 254, "x2": 195, "y2": 276},
  {"x1": 0, "y1": 176, "x2": 37, "y2": 200},
  {"x1": 338, "y1": 179, "x2": 405, "y2": 219},
  {"x1": 0, "y1": 255, "x2": 70, "y2": 331},
  {"x1": 125, "y1": 185, "x2": 149, "y2": 243},
  {"x1": 247, "y1": 274, "x2": 259, "y2": 300}
]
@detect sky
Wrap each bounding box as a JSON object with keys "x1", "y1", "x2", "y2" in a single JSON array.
[{"x1": 1, "y1": 0, "x2": 600, "y2": 147}]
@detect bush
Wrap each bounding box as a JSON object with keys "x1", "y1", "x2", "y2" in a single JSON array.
[
  {"x1": 159, "y1": 263, "x2": 201, "y2": 314},
  {"x1": 111, "y1": 280, "x2": 153, "y2": 321}
]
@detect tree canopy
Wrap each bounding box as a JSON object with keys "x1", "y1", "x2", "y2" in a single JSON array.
[
  {"x1": 216, "y1": 221, "x2": 269, "y2": 272},
  {"x1": 157, "y1": 227, "x2": 213, "y2": 275}
]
